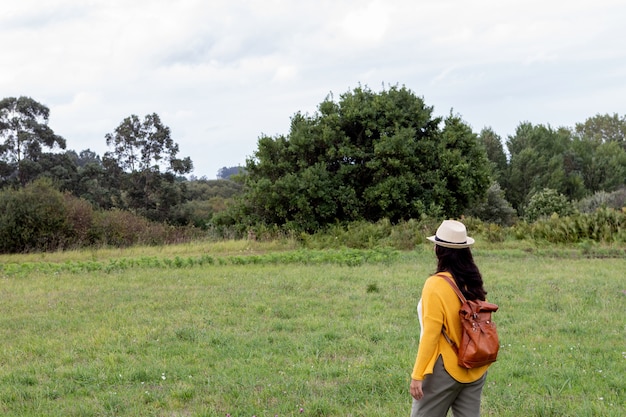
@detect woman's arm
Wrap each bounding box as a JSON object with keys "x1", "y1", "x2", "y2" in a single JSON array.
[{"x1": 411, "y1": 278, "x2": 445, "y2": 380}]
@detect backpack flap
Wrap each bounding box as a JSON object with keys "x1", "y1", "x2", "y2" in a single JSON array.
[{"x1": 458, "y1": 299, "x2": 500, "y2": 368}]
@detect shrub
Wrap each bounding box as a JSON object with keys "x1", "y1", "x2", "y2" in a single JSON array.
[
  {"x1": 0, "y1": 179, "x2": 70, "y2": 253},
  {"x1": 89, "y1": 209, "x2": 153, "y2": 247},
  {"x1": 526, "y1": 208, "x2": 626, "y2": 244},
  {"x1": 466, "y1": 182, "x2": 517, "y2": 226},
  {"x1": 484, "y1": 223, "x2": 506, "y2": 243},
  {"x1": 301, "y1": 218, "x2": 435, "y2": 250},
  {"x1": 524, "y1": 188, "x2": 575, "y2": 223},
  {"x1": 388, "y1": 218, "x2": 425, "y2": 250},
  {"x1": 510, "y1": 220, "x2": 533, "y2": 241},
  {"x1": 89, "y1": 209, "x2": 201, "y2": 247},
  {"x1": 63, "y1": 193, "x2": 95, "y2": 247},
  {"x1": 171, "y1": 196, "x2": 232, "y2": 228},
  {"x1": 577, "y1": 187, "x2": 626, "y2": 213}
]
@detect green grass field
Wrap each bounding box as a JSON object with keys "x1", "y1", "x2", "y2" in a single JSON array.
[{"x1": 0, "y1": 243, "x2": 624, "y2": 416}]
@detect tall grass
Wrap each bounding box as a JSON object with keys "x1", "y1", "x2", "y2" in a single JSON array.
[{"x1": 0, "y1": 247, "x2": 624, "y2": 416}]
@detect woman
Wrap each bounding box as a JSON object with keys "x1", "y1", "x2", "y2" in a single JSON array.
[{"x1": 410, "y1": 219, "x2": 492, "y2": 417}]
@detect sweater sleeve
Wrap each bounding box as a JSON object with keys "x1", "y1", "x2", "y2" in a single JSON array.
[{"x1": 411, "y1": 277, "x2": 446, "y2": 380}]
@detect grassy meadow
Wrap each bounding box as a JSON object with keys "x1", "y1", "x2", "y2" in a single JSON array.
[{"x1": 0, "y1": 241, "x2": 624, "y2": 416}]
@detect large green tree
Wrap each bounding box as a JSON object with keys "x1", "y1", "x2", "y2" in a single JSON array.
[
  {"x1": 571, "y1": 136, "x2": 626, "y2": 194},
  {"x1": 505, "y1": 122, "x2": 583, "y2": 212},
  {"x1": 234, "y1": 85, "x2": 491, "y2": 231},
  {"x1": 0, "y1": 96, "x2": 66, "y2": 186},
  {"x1": 574, "y1": 113, "x2": 626, "y2": 148},
  {"x1": 478, "y1": 127, "x2": 508, "y2": 186},
  {"x1": 104, "y1": 113, "x2": 193, "y2": 221},
  {"x1": 571, "y1": 113, "x2": 626, "y2": 193},
  {"x1": 104, "y1": 113, "x2": 192, "y2": 174}
]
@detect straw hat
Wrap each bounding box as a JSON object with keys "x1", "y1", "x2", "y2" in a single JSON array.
[{"x1": 427, "y1": 220, "x2": 475, "y2": 248}]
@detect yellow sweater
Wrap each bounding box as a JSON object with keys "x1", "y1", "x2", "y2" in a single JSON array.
[{"x1": 411, "y1": 272, "x2": 490, "y2": 383}]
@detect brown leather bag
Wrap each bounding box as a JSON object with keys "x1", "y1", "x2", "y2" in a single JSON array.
[{"x1": 437, "y1": 274, "x2": 500, "y2": 369}]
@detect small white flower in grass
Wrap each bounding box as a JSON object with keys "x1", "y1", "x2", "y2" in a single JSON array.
[{"x1": 161, "y1": 373, "x2": 166, "y2": 380}]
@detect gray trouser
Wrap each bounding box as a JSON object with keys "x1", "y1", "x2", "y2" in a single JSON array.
[{"x1": 410, "y1": 356, "x2": 486, "y2": 417}]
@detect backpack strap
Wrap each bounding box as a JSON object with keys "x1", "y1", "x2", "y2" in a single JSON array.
[{"x1": 434, "y1": 273, "x2": 465, "y2": 354}]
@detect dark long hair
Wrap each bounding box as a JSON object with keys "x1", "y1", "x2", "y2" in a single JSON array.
[{"x1": 435, "y1": 245, "x2": 487, "y2": 301}]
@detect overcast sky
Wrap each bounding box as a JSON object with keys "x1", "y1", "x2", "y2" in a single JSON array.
[{"x1": 2, "y1": 0, "x2": 625, "y2": 178}]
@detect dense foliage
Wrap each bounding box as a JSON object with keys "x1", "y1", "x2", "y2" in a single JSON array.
[
  {"x1": 0, "y1": 179, "x2": 200, "y2": 253},
  {"x1": 1, "y1": 93, "x2": 626, "y2": 252},
  {"x1": 483, "y1": 116, "x2": 626, "y2": 215},
  {"x1": 523, "y1": 188, "x2": 575, "y2": 222},
  {"x1": 229, "y1": 85, "x2": 491, "y2": 231}
]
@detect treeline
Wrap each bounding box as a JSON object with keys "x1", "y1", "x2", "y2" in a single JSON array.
[
  {"x1": 480, "y1": 116, "x2": 626, "y2": 219},
  {"x1": 0, "y1": 97, "x2": 241, "y2": 227},
  {"x1": 1, "y1": 88, "x2": 626, "y2": 253},
  {"x1": 215, "y1": 86, "x2": 626, "y2": 233}
]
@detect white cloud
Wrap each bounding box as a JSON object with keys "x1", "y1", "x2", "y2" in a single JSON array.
[
  {"x1": 341, "y1": 1, "x2": 390, "y2": 43},
  {"x1": 1, "y1": 0, "x2": 626, "y2": 177}
]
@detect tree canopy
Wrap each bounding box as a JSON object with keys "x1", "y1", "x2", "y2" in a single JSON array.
[
  {"x1": 0, "y1": 96, "x2": 66, "y2": 186},
  {"x1": 103, "y1": 113, "x2": 194, "y2": 221},
  {"x1": 104, "y1": 113, "x2": 192, "y2": 175},
  {"x1": 1, "y1": 94, "x2": 625, "y2": 246},
  {"x1": 233, "y1": 85, "x2": 492, "y2": 231},
  {"x1": 498, "y1": 117, "x2": 626, "y2": 214}
]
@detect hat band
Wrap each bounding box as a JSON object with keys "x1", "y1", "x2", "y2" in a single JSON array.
[{"x1": 435, "y1": 236, "x2": 466, "y2": 245}]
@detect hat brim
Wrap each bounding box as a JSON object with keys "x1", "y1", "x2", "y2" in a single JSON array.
[{"x1": 427, "y1": 235, "x2": 475, "y2": 248}]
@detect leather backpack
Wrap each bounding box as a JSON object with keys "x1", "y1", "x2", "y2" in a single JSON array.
[{"x1": 437, "y1": 274, "x2": 500, "y2": 369}]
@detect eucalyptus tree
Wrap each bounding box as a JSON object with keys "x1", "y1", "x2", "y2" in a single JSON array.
[
  {"x1": 0, "y1": 96, "x2": 66, "y2": 186},
  {"x1": 104, "y1": 113, "x2": 193, "y2": 221}
]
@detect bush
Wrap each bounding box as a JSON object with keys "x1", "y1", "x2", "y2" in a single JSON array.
[
  {"x1": 388, "y1": 218, "x2": 426, "y2": 250},
  {"x1": 63, "y1": 193, "x2": 95, "y2": 247},
  {"x1": 577, "y1": 188, "x2": 626, "y2": 213},
  {"x1": 88, "y1": 209, "x2": 201, "y2": 247},
  {"x1": 484, "y1": 223, "x2": 506, "y2": 243},
  {"x1": 173, "y1": 197, "x2": 231, "y2": 229},
  {"x1": 0, "y1": 179, "x2": 71, "y2": 253},
  {"x1": 89, "y1": 210, "x2": 161, "y2": 247},
  {"x1": 524, "y1": 188, "x2": 575, "y2": 222},
  {"x1": 459, "y1": 217, "x2": 507, "y2": 244},
  {"x1": 526, "y1": 208, "x2": 626, "y2": 244},
  {"x1": 466, "y1": 183, "x2": 517, "y2": 226},
  {"x1": 301, "y1": 218, "x2": 434, "y2": 250}
]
